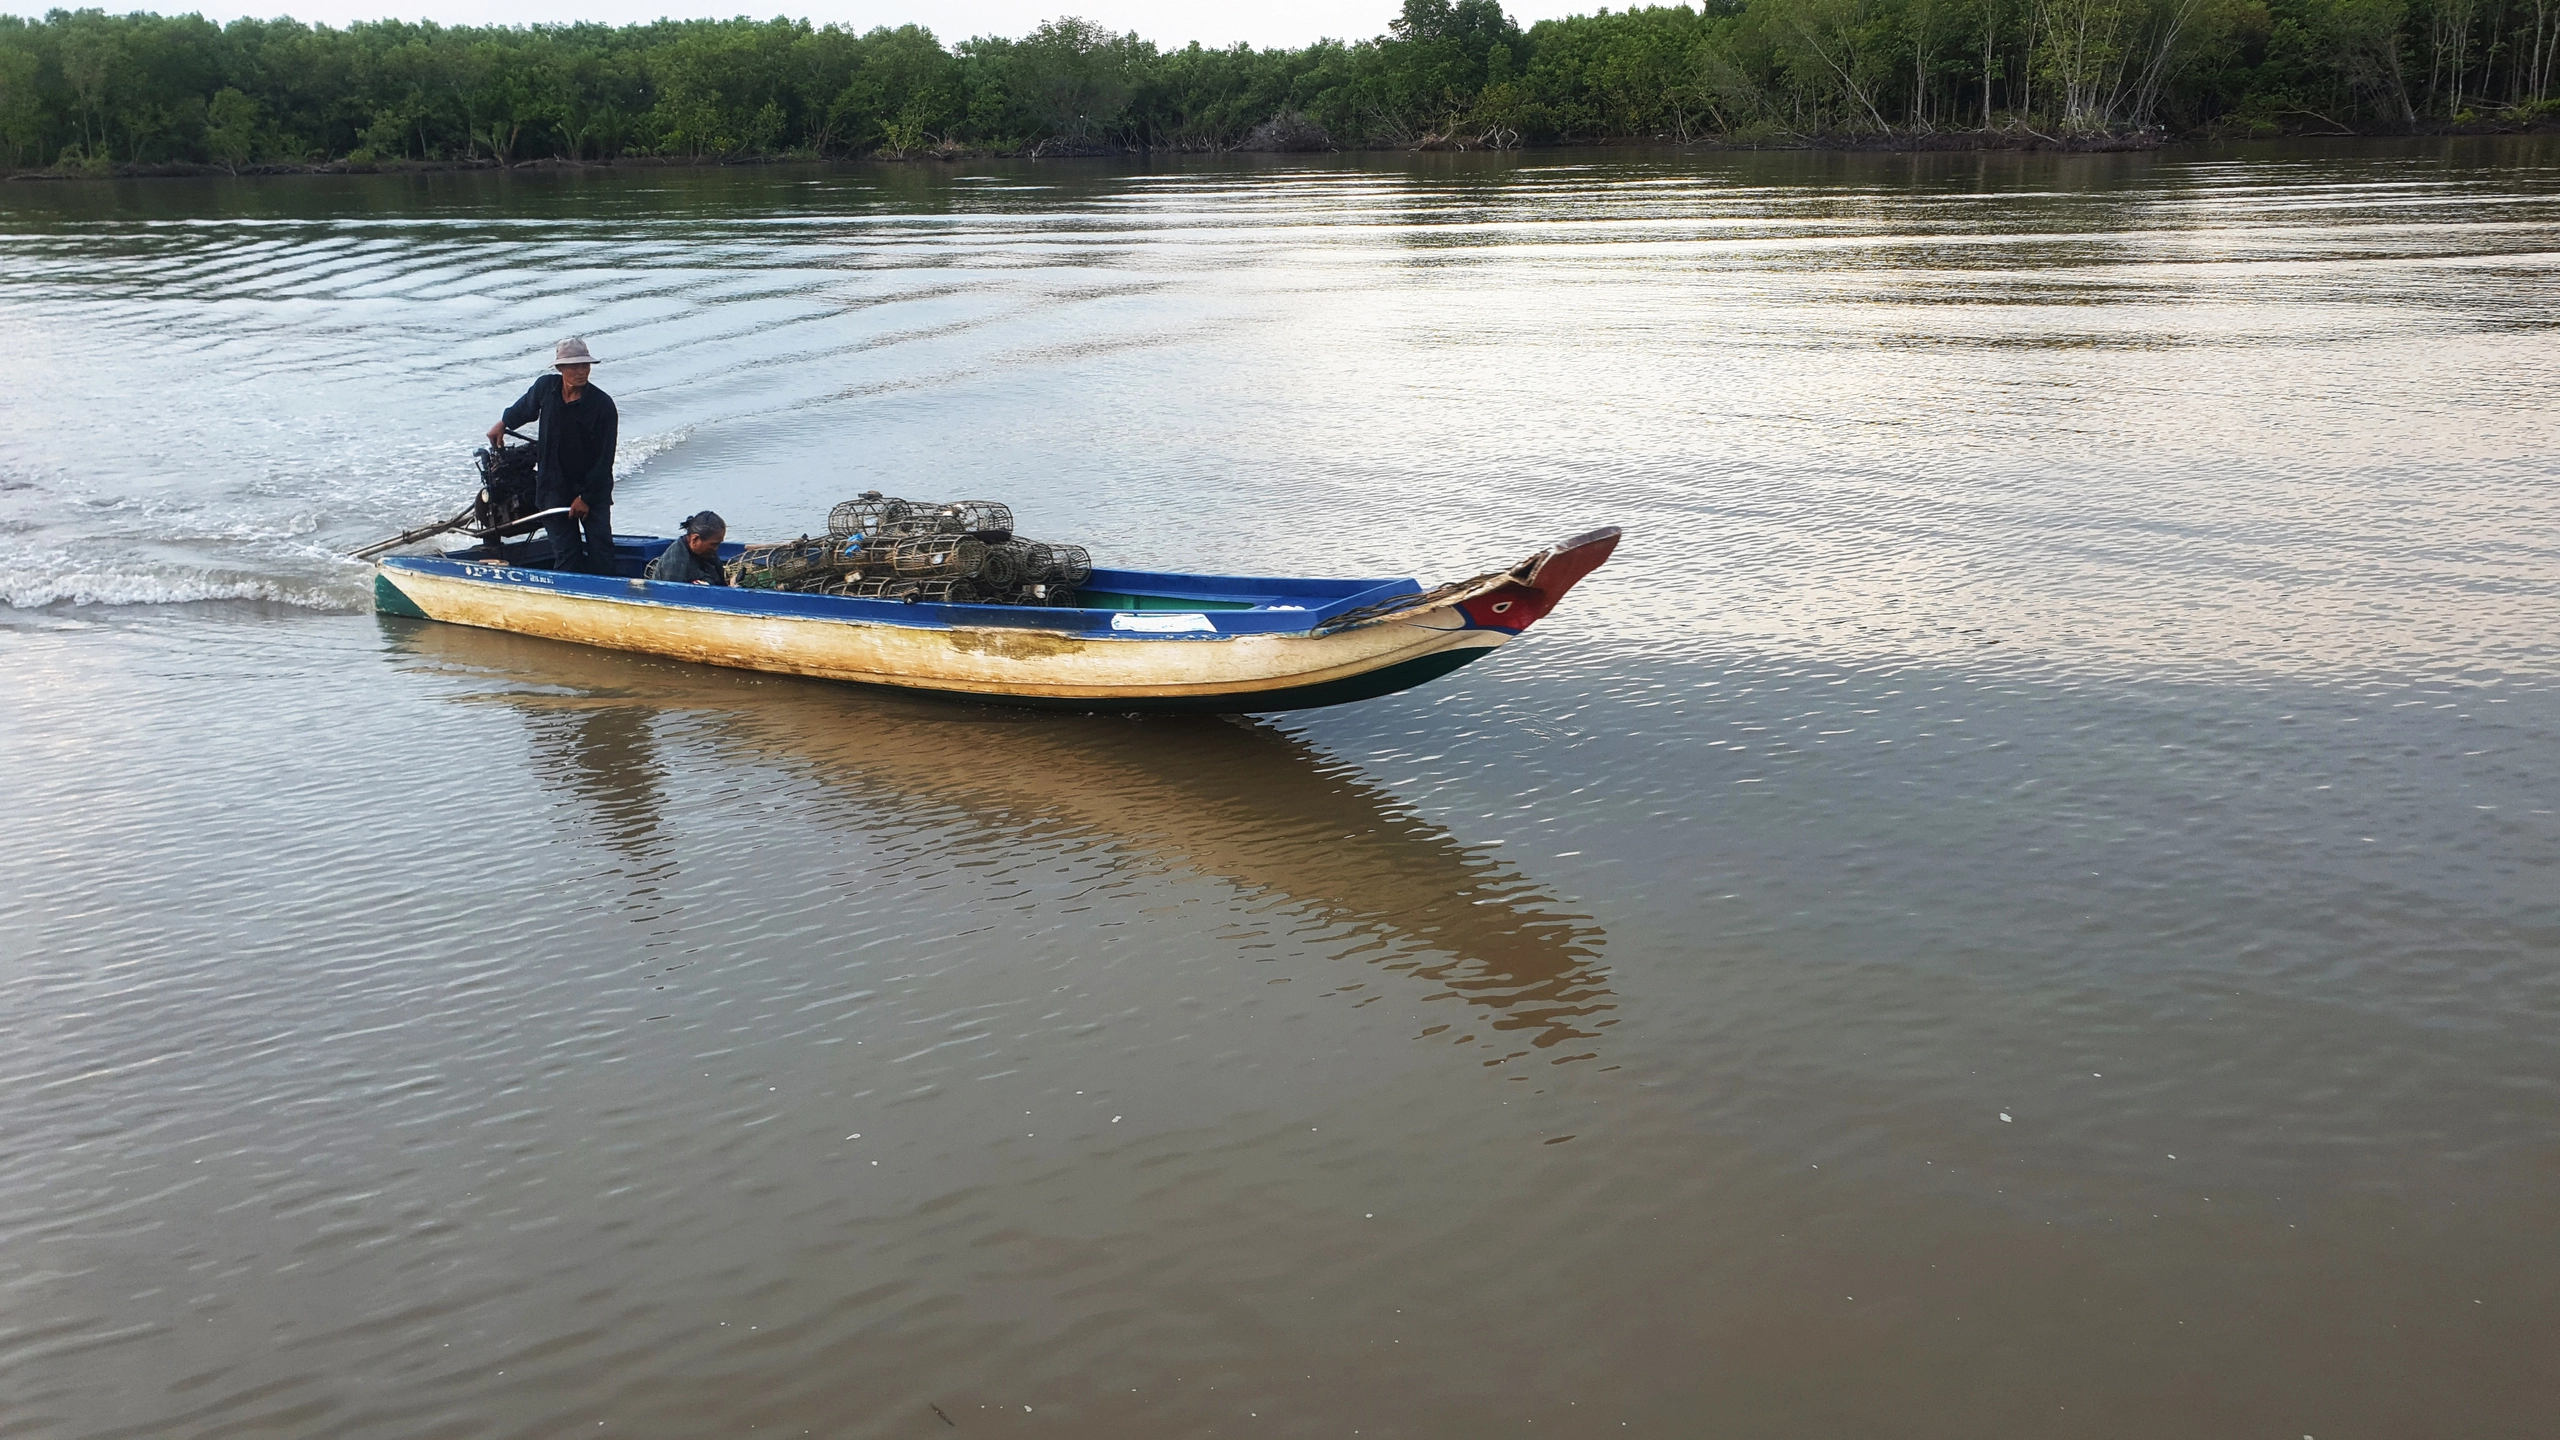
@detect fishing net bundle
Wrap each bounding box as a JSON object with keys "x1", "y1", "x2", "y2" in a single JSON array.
[{"x1": 731, "y1": 491, "x2": 1087, "y2": 607}]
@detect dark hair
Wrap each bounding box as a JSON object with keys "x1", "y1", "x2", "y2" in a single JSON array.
[{"x1": 683, "y1": 510, "x2": 726, "y2": 538}]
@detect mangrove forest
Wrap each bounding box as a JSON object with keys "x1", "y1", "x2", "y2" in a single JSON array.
[{"x1": 2, "y1": 0, "x2": 2555, "y2": 173}]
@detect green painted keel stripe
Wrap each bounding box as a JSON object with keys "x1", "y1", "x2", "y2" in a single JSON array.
[{"x1": 373, "y1": 572, "x2": 430, "y2": 619}]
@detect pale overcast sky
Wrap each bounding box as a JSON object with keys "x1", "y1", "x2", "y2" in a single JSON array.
[{"x1": 48, "y1": 1, "x2": 1595, "y2": 48}]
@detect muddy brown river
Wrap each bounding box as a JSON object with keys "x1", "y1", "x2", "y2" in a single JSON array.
[{"x1": 3, "y1": 140, "x2": 2557, "y2": 1437}]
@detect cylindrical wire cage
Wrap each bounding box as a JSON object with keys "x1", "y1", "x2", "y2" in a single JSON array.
[
  {"x1": 728, "y1": 538, "x2": 830, "y2": 588},
  {"x1": 1045, "y1": 544, "x2": 1092, "y2": 585},
  {"x1": 824, "y1": 575, "x2": 913, "y2": 600},
  {"x1": 828, "y1": 494, "x2": 912, "y2": 539},
  {"x1": 903, "y1": 577, "x2": 987, "y2": 605},
  {"x1": 742, "y1": 497, "x2": 1086, "y2": 607},
  {"x1": 784, "y1": 537, "x2": 838, "y2": 581},
  {"x1": 979, "y1": 540, "x2": 1054, "y2": 589},
  {"x1": 889, "y1": 535, "x2": 988, "y2": 577},
  {"x1": 978, "y1": 545, "x2": 1021, "y2": 589},
  {"x1": 926, "y1": 500, "x2": 1012, "y2": 541}
]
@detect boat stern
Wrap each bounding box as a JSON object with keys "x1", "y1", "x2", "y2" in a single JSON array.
[{"x1": 374, "y1": 567, "x2": 432, "y2": 619}]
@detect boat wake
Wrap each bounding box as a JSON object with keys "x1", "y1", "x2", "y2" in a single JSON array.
[
  {"x1": 0, "y1": 505, "x2": 370, "y2": 613},
  {"x1": 1, "y1": 565, "x2": 363, "y2": 612},
  {"x1": 615, "y1": 424, "x2": 694, "y2": 480},
  {"x1": 0, "y1": 457, "x2": 418, "y2": 614},
  {"x1": 1, "y1": 420, "x2": 692, "y2": 615}
]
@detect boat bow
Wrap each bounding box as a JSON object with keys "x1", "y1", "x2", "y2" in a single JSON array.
[{"x1": 1316, "y1": 525, "x2": 1622, "y2": 636}]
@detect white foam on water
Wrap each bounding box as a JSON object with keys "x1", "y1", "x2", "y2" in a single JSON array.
[
  {"x1": 0, "y1": 431, "x2": 691, "y2": 613},
  {"x1": 0, "y1": 469, "x2": 381, "y2": 612},
  {"x1": 0, "y1": 567, "x2": 363, "y2": 611},
  {"x1": 617, "y1": 425, "x2": 695, "y2": 481}
]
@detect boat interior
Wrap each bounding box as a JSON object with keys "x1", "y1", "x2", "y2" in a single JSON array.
[{"x1": 448, "y1": 534, "x2": 1424, "y2": 619}]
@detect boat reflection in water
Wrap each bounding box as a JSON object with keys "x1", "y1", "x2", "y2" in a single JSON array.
[
  {"x1": 520, "y1": 697, "x2": 676, "y2": 875},
  {"x1": 387, "y1": 619, "x2": 1613, "y2": 1062}
]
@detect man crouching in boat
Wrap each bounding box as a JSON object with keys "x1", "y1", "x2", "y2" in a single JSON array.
[
  {"x1": 645, "y1": 511, "x2": 731, "y2": 585},
  {"x1": 487, "y1": 337, "x2": 618, "y2": 574}
]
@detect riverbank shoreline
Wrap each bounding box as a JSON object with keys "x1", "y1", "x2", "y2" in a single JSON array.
[{"x1": 10, "y1": 119, "x2": 2555, "y2": 184}]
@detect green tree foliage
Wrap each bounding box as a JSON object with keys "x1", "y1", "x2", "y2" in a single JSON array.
[
  {"x1": 0, "y1": 0, "x2": 2549, "y2": 171},
  {"x1": 1002, "y1": 17, "x2": 1151, "y2": 145},
  {"x1": 204, "y1": 84, "x2": 255, "y2": 170},
  {"x1": 0, "y1": 23, "x2": 48, "y2": 167}
]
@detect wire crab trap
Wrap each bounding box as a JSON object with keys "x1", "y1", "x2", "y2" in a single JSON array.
[
  {"x1": 829, "y1": 494, "x2": 1013, "y2": 543},
  {"x1": 1044, "y1": 544, "x2": 1092, "y2": 586},
  {"x1": 822, "y1": 575, "x2": 905, "y2": 600},
  {"x1": 888, "y1": 535, "x2": 988, "y2": 577},
  {"x1": 735, "y1": 494, "x2": 1091, "y2": 606},
  {"x1": 903, "y1": 577, "x2": 990, "y2": 605},
  {"x1": 831, "y1": 575, "x2": 988, "y2": 604},
  {"x1": 1013, "y1": 580, "x2": 1080, "y2": 607},
  {"x1": 975, "y1": 542, "x2": 1088, "y2": 604},
  {"x1": 728, "y1": 537, "x2": 835, "y2": 589},
  {"x1": 978, "y1": 540, "x2": 1049, "y2": 589},
  {"x1": 915, "y1": 500, "x2": 1013, "y2": 542},
  {"x1": 828, "y1": 493, "x2": 913, "y2": 540}
]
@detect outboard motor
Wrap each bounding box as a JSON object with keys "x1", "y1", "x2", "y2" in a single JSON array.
[
  {"x1": 474, "y1": 435, "x2": 539, "y2": 537},
  {"x1": 346, "y1": 432, "x2": 552, "y2": 564}
]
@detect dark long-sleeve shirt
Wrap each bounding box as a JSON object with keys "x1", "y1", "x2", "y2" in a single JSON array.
[
  {"x1": 645, "y1": 538, "x2": 730, "y2": 585},
  {"x1": 500, "y1": 372, "x2": 618, "y2": 508}
]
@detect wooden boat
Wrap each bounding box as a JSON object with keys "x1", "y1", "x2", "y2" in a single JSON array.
[{"x1": 372, "y1": 525, "x2": 1619, "y2": 714}]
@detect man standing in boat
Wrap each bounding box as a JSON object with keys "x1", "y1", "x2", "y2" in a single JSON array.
[{"x1": 488, "y1": 337, "x2": 618, "y2": 574}]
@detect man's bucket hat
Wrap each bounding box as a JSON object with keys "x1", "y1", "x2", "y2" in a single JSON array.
[{"x1": 553, "y1": 336, "x2": 599, "y2": 368}]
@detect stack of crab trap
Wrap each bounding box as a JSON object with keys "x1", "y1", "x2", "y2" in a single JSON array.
[{"x1": 725, "y1": 492, "x2": 1092, "y2": 607}]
